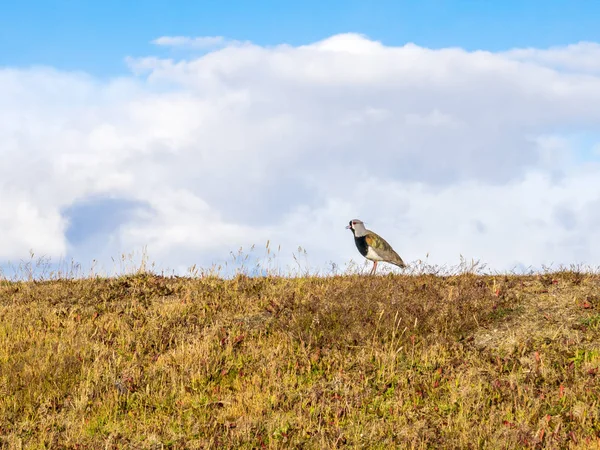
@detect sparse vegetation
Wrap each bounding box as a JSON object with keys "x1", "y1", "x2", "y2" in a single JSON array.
[{"x1": 1, "y1": 257, "x2": 600, "y2": 449}]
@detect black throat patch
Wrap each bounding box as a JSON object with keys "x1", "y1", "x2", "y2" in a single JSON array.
[{"x1": 354, "y1": 235, "x2": 368, "y2": 257}]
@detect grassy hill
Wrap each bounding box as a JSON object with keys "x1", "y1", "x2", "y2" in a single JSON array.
[{"x1": 1, "y1": 269, "x2": 600, "y2": 449}]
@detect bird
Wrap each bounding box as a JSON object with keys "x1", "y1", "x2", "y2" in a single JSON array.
[{"x1": 346, "y1": 219, "x2": 406, "y2": 275}]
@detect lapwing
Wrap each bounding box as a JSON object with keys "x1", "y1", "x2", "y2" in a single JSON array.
[{"x1": 346, "y1": 219, "x2": 406, "y2": 275}]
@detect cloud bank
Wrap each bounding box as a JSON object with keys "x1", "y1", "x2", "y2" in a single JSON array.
[{"x1": 2, "y1": 34, "x2": 600, "y2": 274}]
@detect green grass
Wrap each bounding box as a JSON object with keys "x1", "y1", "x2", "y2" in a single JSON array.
[{"x1": 1, "y1": 269, "x2": 600, "y2": 449}]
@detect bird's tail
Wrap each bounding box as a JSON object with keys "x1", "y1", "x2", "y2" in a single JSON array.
[{"x1": 391, "y1": 257, "x2": 406, "y2": 269}]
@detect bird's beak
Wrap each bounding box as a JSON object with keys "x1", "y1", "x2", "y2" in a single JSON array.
[{"x1": 345, "y1": 224, "x2": 351, "y2": 229}]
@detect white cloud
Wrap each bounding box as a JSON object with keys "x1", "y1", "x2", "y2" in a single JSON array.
[
  {"x1": 503, "y1": 42, "x2": 600, "y2": 74},
  {"x1": 151, "y1": 35, "x2": 227, "y2": 49},
  {"x1": 2, "y1": 34, "x2": 600, "y2": 273}
]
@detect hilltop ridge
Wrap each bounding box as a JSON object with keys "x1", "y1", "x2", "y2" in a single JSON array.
[{"x1": 1, "y1": 271, "x2": 599, "y2": 448}]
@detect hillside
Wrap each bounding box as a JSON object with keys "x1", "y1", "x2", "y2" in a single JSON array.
[{"x1": 1, "y1": 271, "x2": 599, "y2": 449}]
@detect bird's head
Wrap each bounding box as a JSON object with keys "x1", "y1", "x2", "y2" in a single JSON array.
[{"x1": 346, "y1": 219, "x2": 366, "y2": 235}]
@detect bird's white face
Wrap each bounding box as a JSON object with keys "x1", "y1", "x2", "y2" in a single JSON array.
[{"x1": 346, "y1": 219, "x2": 365, "y2": 234}]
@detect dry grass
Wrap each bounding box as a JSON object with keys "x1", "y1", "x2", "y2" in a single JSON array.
[{"x1": 1, "y1": 267, "x2": 600, "y2": 449}]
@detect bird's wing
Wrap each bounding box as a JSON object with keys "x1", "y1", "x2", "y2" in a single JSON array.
[
  {"x1": 365, "y1": 231, "x2": 405, "y2": 265},
  {"x1": 365, "y1": 231, "x2": 394, "y2": 254}
]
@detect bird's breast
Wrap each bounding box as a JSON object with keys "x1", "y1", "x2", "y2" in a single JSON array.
[{"x1": 354, "y1": 235, "x2": 369, "y2": 257}]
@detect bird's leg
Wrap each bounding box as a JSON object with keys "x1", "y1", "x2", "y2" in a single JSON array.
[{"x1": 370, "y1": 261, "x2": 378, "y2": 275}]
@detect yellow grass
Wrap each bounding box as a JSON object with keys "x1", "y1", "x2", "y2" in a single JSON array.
[{"x1": 1, "y1": 265, "x2": 599, "y2": 448}]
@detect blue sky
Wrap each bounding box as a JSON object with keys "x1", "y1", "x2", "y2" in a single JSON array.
[{"x1": 2, "y1": 0, "x2": 599, "y2": 76}]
